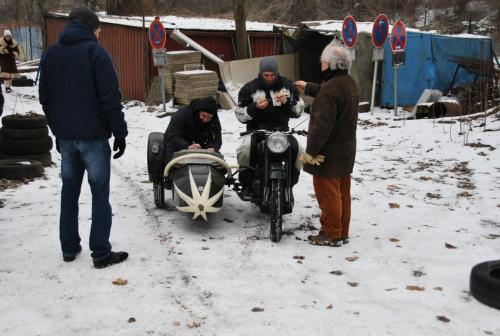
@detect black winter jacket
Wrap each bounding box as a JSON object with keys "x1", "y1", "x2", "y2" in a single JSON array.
[
  {"x1": 164, "y1": 102, "x2": 222, "y2": 156},
  {"x1": 235, "y1": 74, "x2": 304, "y2": 131},
  {"x1": 39, "y1": 20, "x2": 127, "y2": 140}
]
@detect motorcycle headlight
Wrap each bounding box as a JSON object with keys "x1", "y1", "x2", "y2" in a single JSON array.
[{"x1": 266, "y1": 132, "x2": 289, "y2": 154}]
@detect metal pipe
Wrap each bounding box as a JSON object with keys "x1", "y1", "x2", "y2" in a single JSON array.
[{"x1": 370, "y1": 60, "x2": 379, "y2": 114}]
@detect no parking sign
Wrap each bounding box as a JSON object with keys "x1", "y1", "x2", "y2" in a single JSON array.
[
  {"x1": 372, "y1": 14, "x2": 389, "y2": 48},
  {"x1": 342, "y1": 16, "x2": 358, "y2": 49},
  {"x1": 149, "y1": 17, "x2": 166, "y2": 50},
  {"x1": 390, "y1": 20, "x2": 407, "y2": 52}
]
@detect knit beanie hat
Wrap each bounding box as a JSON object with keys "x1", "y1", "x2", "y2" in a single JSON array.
[
  {"x1": 191, "y1": 97, "x2": 218, "y2": 115},
  {"x1": 259, "y1": 57, "x2": 279, "y2": 74},
  {"x1": 3, "y1": 30, "x2": 12, "y2": 37},
  {"x1": 69, "y1": 6, "x2": 100, "y2": 32}
]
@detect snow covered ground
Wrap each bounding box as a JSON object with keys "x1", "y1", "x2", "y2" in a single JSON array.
[{"x1": 1, "y1": 81, "x2": 499, "y2": 335}]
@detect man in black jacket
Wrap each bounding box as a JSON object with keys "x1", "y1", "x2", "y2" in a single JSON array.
[
  {"x1": 39, "y1": 6, "x2": 128, "y2": 268},
  {"x1": 235, "y1": 57, "x2": 305, "y2": 194},
  {"x1": 164, "y1": 96, "x2": 221, "y2": 163}
]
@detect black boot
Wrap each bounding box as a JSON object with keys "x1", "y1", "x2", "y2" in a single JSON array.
[
  {"x1": 93, "y1": 251, "x2": 128, "y2": 269},
  {"x1": 63, "y1": 244, "x2": 82, "y2": 262}
]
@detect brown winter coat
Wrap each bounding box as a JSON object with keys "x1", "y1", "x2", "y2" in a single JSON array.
[
  {"x1": 303, "y1": 69, "x2": 359, "y2": 177},
  {"x1": 0, "y1": 36, "x2": 19, "y2": 75}
]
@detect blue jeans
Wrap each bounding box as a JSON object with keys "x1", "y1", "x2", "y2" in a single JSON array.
[{"x1": 59, "y1": 139, "x2": 112, "y2": 261}]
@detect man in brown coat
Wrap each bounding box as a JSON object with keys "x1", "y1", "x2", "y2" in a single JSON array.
[{"x1": 296, "y1": 41, "x2": 359, "y2": 247}]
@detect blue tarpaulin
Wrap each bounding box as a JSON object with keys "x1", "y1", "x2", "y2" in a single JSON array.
[{"x1": 380, "y1": 32, "x2": 493, "y2": 107}]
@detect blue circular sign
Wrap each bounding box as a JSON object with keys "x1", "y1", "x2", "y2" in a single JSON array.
[
  {"x1": 342, "y1": 16, "x2": 358, "y2": 49},
  {"x1": 372, "y1": 14, "x2": 389, "y2": 48}
]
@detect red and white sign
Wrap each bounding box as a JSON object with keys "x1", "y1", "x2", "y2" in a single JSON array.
[
  {"x1": 390, "y1": 20, "x2": 407, "y2": 52},
  {"x1": 149, "y1": 17, "x2": 166, "y2": 50}
]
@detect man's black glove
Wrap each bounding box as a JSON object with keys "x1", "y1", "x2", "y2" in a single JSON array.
[
  {"x1": 113, "y1": 137, "x2": 126, "y2": 159},
  {"x1": 55, "y1": 139, "x2": 60, "y2": 153}
]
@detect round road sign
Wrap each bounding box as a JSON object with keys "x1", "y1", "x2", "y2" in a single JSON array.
[
  {"x1": 342, "y1": 15, "x2": 358, "y2": 49},
  {"x1": 149, "y1": 17, "x2": 166, "y2": 50},
  {"x1": 372, "y1": 14, "x2": 389, "y2": 48},
  {"x1": 390, "y1": 20, "x2": 407, "y2": 52}
]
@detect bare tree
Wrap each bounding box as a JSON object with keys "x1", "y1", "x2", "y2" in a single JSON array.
[{"x1": 233, "y1": 0, "x2": 249, "y2": 59}]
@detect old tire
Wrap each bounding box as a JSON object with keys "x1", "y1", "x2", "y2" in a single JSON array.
[
  {"x1": 0, "y1": 126, "x2": 49, "y2": 140},
  {"x1": 154, "y1": 180, "x2": 165, "y2": 208},
  {"x1": 1, "y1": 113, "x2": 47, "y2": 129},
  {"x1": 0, "y1": 152, "x2": 53, "y2": 167},
  {"x1": 0, "y1": 159, "x2": 44, "y2": 180},
  {"x1": 0, "y1": 134, "x2": 53, "y2": 155},
  {"x1": 470, "y1": 260, "x2": 500, "y2": 310},
  {"x1": 270, "y1": 178, "x2": 283, "y2": 242}
]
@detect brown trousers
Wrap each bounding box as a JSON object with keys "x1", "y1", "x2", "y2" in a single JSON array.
[{"x1": 312, "y1": 175, "x2": 351, "y2": 239}]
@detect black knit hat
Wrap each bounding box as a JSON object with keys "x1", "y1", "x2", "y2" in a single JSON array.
[
  {"x1": 69, "y1": 6, "x2": 100, "y2": 32},
  {"x1": 191, "y1": 97, "x2": 218, "y2": 115}
]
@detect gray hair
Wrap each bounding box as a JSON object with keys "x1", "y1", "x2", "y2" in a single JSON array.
[{"x1": 320, "y1": 40, "x2": 352, "y2": 70}]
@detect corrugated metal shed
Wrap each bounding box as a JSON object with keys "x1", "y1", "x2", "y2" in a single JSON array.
[{"x1": 44, "y1": 14, "x2": 282, "y2": 101}]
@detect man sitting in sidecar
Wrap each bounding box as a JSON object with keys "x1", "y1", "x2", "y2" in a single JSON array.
[{"x1": 147, "y1": 97, "x2": 227, "y2": 217}]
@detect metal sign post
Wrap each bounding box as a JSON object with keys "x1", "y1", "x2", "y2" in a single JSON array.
[
  {"x1": 149, "y1": 17, "x2": 167, "y2": 111},
  {"x1": 370, "y1": 14, "x2": 389, "y2": 115},
  {"x1": 390, "y1": 20, "x2": 407, "y2": 117}
]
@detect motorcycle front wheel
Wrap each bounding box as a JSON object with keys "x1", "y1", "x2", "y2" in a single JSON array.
[
  {"x1": 153, "y1": 180, "x2": 165, "y2": 208},
  {"x1": 270, "y1": 178, "x2": 283, "y2": 242}
]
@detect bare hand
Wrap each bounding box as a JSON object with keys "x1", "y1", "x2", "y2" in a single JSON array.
[
  {"x1": 256, "y1": 97, "x2": 269, "y2": 110},
  {"x1": 294, "y1": 80, "x2": 307, "y2": 93},
  {"x1": 207, "y1": 147, "x2": 216, "y2": 152},
  {"x1": 275, "y1": 92, "x2": 288, "y2": 104},
  {"x1": 188, "y1": 143, "x2": 201, "y2": 149}
]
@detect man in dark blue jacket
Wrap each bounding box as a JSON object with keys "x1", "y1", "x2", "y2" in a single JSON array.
[{"x1": 39, "y1": 6, "x2": 128, "y2": 269}]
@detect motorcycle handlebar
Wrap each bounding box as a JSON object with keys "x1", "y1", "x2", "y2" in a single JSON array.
[{"x1": 239, "y1": 129, "x2": 308, "y2": 137}]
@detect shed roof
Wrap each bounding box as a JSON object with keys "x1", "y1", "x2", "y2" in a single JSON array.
[
  {"x1": 301, "y1": 19, "x2": 492, "y2": 39},
  {"x1": 48, "y1": 12, "x2": 289, "y2": 32}
]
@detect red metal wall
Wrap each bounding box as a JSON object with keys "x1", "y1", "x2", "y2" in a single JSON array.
[
  {"x1": 45, "y1": 16, "x2": 147, "y2": 101},
  {"x1": 45, "y1": 15, "x2": 280, "y2": 101}
]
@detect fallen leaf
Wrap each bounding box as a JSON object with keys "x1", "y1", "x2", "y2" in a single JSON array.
[
  {"x1": 436, "y1": 315, "x2": 450, "y2": 323},
  {"x1": 112, "y1": 278, "x2": 128, "y2": 286},
  {"x1": 187, "y1": 321, "x2": 201, "y2": 328},
  {"x1": 330, "y1": 270, "x2": 343, "y2": 276},
  {"x1": 128, "y1": 317, "x2": 136, "y2": 323},
  {"x1": 390, "y1": 238, "x2": 400, "y2": 243},
  {"x1": 345, "y1": 256, "x2": 359, "y2": 262},
  {"x1": 406, "y1": 285, "x2": 425, "y2": 291},
  {"x1": 384, "y1": 288, "x2": 397, "y2": 291},
  {"x1": 433, "y1": 287, "x2": 443, "y2": 291},
  {"x1": 413, "y1": 271, "x2": 426, "y2": 277},
  {"x1": 293, "y1": 255, "x2": 305, "y2": 260},
  {"x1": 389, "y1": 203, "x2": 400, "y2": 209},
  {"x1": 326, "y1": 304, "x2": 333, "y2": 309},
  {"x1": 173, "y1": 321, "x2": 181, "y2": 326},
  {"x1": 347, "y1": 282, "x2": 359, "y2": 287},
  {"x1": 223, "y1": 218, "x2": 234, "y2": 223},
  {"x1": 201, "y1": 247, "x2": 210, "y2": 250},
  {"x1": 445, "y1": 243, "x2": 457, "y2": 249},
  {"x1": 251, "y1": 307, "x2": 265, "y2": 312}
]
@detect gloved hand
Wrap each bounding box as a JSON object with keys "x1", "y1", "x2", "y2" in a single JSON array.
[
  {"x1": 55, "y1": 139, "x2": 60, "y2": 153},
  {"x1": 113, "y1": 137, "x2": 126, "y2": 159},
  {"x1": 299, "y1": 153, "x2": 325, "y2": 166}
]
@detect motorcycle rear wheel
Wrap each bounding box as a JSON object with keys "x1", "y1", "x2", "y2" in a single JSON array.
[{"x1": 270, "y1": 179, "x2": 283, "y2": 242}]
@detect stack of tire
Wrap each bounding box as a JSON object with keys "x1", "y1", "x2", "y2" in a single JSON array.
[{"x1": 0, "y1": 113, "x2": 53, "y2": 180}]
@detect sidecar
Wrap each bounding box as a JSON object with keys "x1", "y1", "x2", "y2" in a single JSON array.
[{"x1": 147, "y1": 132, "x2": 231, "y2": 220}]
